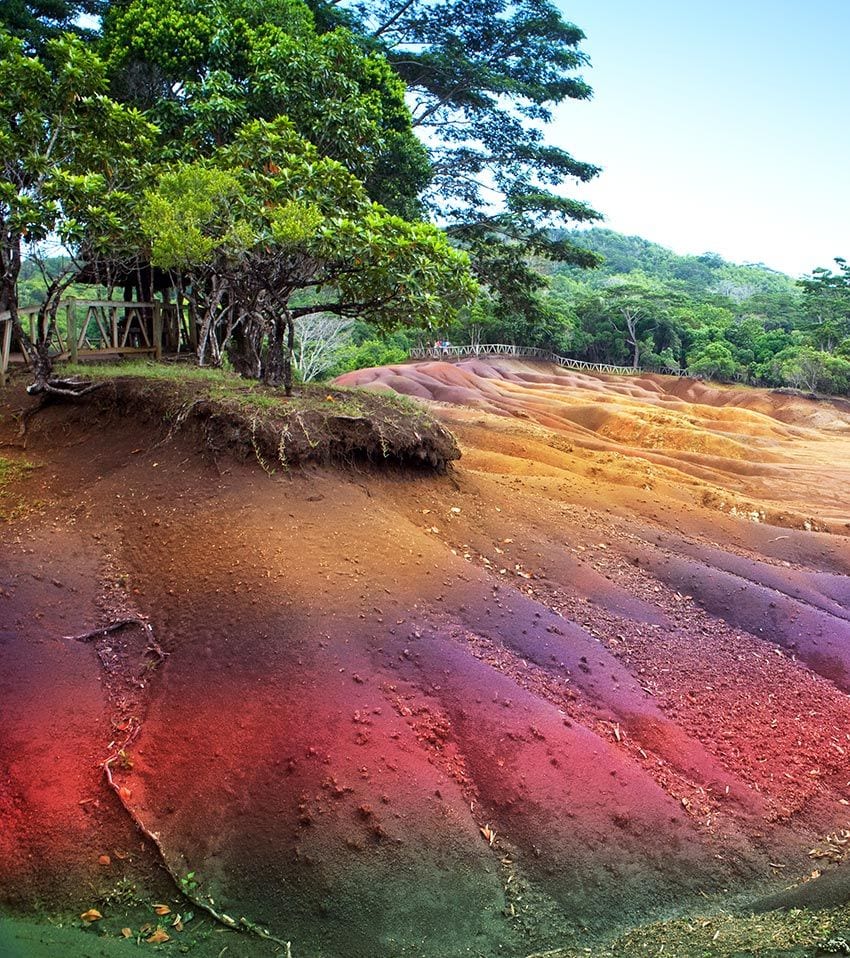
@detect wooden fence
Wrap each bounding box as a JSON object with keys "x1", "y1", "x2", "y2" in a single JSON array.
[
  {"x1": 0, "y1": 298, "x2": 195, "y2": 382},
  {"x1": 409, "y1": 343, "x2": 688, "y2": 377}
]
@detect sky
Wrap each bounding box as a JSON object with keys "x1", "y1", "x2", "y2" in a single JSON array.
[{"x1": 551, "y1": 0, "x2": 850, "y2": 277}]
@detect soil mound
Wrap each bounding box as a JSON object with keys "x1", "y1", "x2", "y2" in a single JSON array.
[{"x1": 4, "y1": 360, "x2": 850, "y2": 957}]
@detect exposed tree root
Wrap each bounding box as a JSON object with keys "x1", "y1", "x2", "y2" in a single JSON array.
[
  {"x1": 65, "y1": 616, "x2": 165, "y2": 656},
  {"x1": 27, "y1": 378, "x2": 107, "y2": 397}
]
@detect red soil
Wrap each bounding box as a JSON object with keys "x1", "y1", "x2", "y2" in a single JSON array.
[{"x1": 3, "y1": 359, "x2": 850, "y2": 956}]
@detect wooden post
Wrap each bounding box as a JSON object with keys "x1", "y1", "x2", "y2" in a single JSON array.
[
  {"x1": 152, "y1": 301, "x2": 163, "y2": 362},
  {"x1": 67, "y1": 298, "x2": 78, "y2": 363},
  {"x1": 0, "y1": 319, "x2": 10, "y2": 389}
]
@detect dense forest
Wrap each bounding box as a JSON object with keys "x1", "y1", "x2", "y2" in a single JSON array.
[{"x1": 2, "y1": 2, "x2": 849, "y2": 395}]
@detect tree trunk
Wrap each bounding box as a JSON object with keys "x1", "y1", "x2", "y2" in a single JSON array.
[
  {"x1": 264, "y1": 313, "x2": 287, "y2": 387},
  {"x1": 228, "y1": 320, "x2": 263, "y2": 379},
  {"x1": 284, "y1": 312, "x2": 295, "y2": 397}
]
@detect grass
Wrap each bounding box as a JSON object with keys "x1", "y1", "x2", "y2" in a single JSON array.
[{"x1": 62, "y1": 360, "x2": 243, "y2": 385}]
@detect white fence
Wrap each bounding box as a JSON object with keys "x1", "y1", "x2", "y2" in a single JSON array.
[{"x1": 409, "y1": 343, "x2": 688, "y2": 377}]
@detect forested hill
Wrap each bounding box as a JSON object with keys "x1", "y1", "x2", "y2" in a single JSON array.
[{"x1": 554, "y1": 228, "x2": 800, "y2": 300}]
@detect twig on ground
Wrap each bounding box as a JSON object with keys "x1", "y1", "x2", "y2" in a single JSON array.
[{"x1": 65, "y1": 617, "x2": 161, "y2": 650}]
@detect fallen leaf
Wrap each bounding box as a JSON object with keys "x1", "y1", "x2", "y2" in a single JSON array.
[
  {"x1": 146, "y1": 927, "x2": 170, "y2": 943},
  {"x1": 153, "y1": 904, "x2": 171, "y2": 916},
  {"x1": 121, "y1": 928, "x2": 133, "y2": 939},
  {"x1": 80, "y1": 909, "x2": 103, "y2": 923},
  {"x1": 98, "y1": 854, "x2": 111, "y2": 866},
  {"x1": 172, "y1": 917, "x2": 184, "y2": 932}
]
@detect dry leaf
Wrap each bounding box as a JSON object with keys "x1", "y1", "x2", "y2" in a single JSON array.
[
  {"x1": 98, "y1": 854, "x2": 111, "y2": 866},
  {"x1": 146, "y1": 927, "x2": 170, "y2": 944},
  {"x1": 80, "y1": 909, "x2": 103, "y2": 923},
  {"x1": 153, "y1": 904, "x2": 171, "y2": 916},
  {"x1": 172, "y1": 917, "x2": 184, "y2": 932},
  {"x1": 121, "y1": 928, "x2": 133, "y2": 939}
]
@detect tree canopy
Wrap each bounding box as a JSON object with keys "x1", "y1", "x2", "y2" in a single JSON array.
[
  {"x1": 139, "y1": 118, "x2": 474, "y2": 390},
  {"x1": 101, "y1": 0, "x2": 431, "y2": 217},
  {"x1": 0, "y1": 0, "x2": 102, "y2": 51},
  {"x1": 0, "y1": 29, "x2": 155, "y2": 385}
]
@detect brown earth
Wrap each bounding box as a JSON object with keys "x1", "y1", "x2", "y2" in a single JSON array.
[{"x1": 3, "y1": 358, "x2": 850, "y2": 957}]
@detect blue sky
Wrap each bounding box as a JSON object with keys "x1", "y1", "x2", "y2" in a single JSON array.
[{"x1": 552, "y1": 1, "x2": 850, "y2": 277}]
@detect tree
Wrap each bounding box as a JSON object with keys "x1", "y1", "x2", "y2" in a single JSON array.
[
  {"x1": 101, "y1": 0, "x2": 431, "y2": 217},
  {"x1": 294, "y1": 314, "x2": 354, "y2": 382},
  {"x1": 686, "y1": 341, "x2": 740, "y2": 381},
  {"x1": 333, "y1": 0, "x2": 599, "y2": 224},
  {"x1": 799, "y1": 258, "x2": 850, "y2": 353},
  {"x1": 595, "y1": 275, "x2": 683, "y2": 368},
  {"x1": 0, "y1": 0, "x2": 102, "y2": 52},
  {"x1": 311, "y1": 0, "x2": 603, "y2": 324},
  {"x1": 140, "y1": 118, "x2": 475, "y2": 393},
  {"x1": 0, "y1": 29, "x2": 156, "y2": 388},
  {"x1": 769, "y1": 345, "x2": 850, "y2": 394}
]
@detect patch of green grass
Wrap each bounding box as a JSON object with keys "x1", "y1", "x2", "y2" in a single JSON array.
[{"x1": 62, "y1": 360, "x2": 238, "y2": 385}]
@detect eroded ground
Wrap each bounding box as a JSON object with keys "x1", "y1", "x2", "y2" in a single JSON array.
[{"x1": 4, "y1": 359, "x2": 850, "y2": 957}]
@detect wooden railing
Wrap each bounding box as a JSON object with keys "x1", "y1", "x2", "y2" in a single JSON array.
[
  {"x1": 409, "y1": 343, "x2": 688, "y2": 377},
  {"x1": 0, "y1": 298, "x2": 195, "y2": 381}
]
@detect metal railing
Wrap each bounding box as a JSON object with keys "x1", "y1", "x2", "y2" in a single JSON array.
[{"x1": 409, "y1": 343, "x2": 688, "y2": 377}]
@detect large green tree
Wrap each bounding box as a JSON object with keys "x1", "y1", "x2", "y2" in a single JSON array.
[
  {"x1": 799, "y1": 258, "x2": 850, "y2": 353},
  {"x1": 101, "y1": 0, "x2": 431, "y2": 217},
  {"x1": 0, "y1": 0, "x2": 102, "y2": 51},
  {"x1": 310, "y1": 0, "x2": 603, "y2": 321},
  {"x1": 0, "y1": 29, "x2": 155, "y2": 388},
  {"x1": 140, "y1": 118, "x2": 475, "y2": 392},
  {"x1": 323, "y1": 0, "x2": 600, "y2": 228}
]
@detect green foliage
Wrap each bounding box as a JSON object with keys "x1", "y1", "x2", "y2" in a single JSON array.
[
  {"x1": 140, "y1": 166, "x2": 246, "y2": 269},
  {"x1": 328, "y1": 339, "x2": 409, "y2": 377},
  {"x1": 0, "y1": 0, "x2": 102, "y2": 52},
  {"x1": 331, "y1": 0, "x2": 600, "y2": 228},
  {"x1": 308, "y1": 0, "x2": 603, "y2": 331},
  {"x1": 138, "y1": 117, "x2": 474, "y2": 384},
  {"x1": 799, "y1": 258, "x2": 850, "y2": 352},
  {"x1": 686, "y1": 341, "x2": 741, "y2": 381},
  {"x1": 0, "y1": 28, "x2": 156, "y2": 381},
  {"x1": 102, "y1": 0, "x2": 430, "y2": 215}
]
